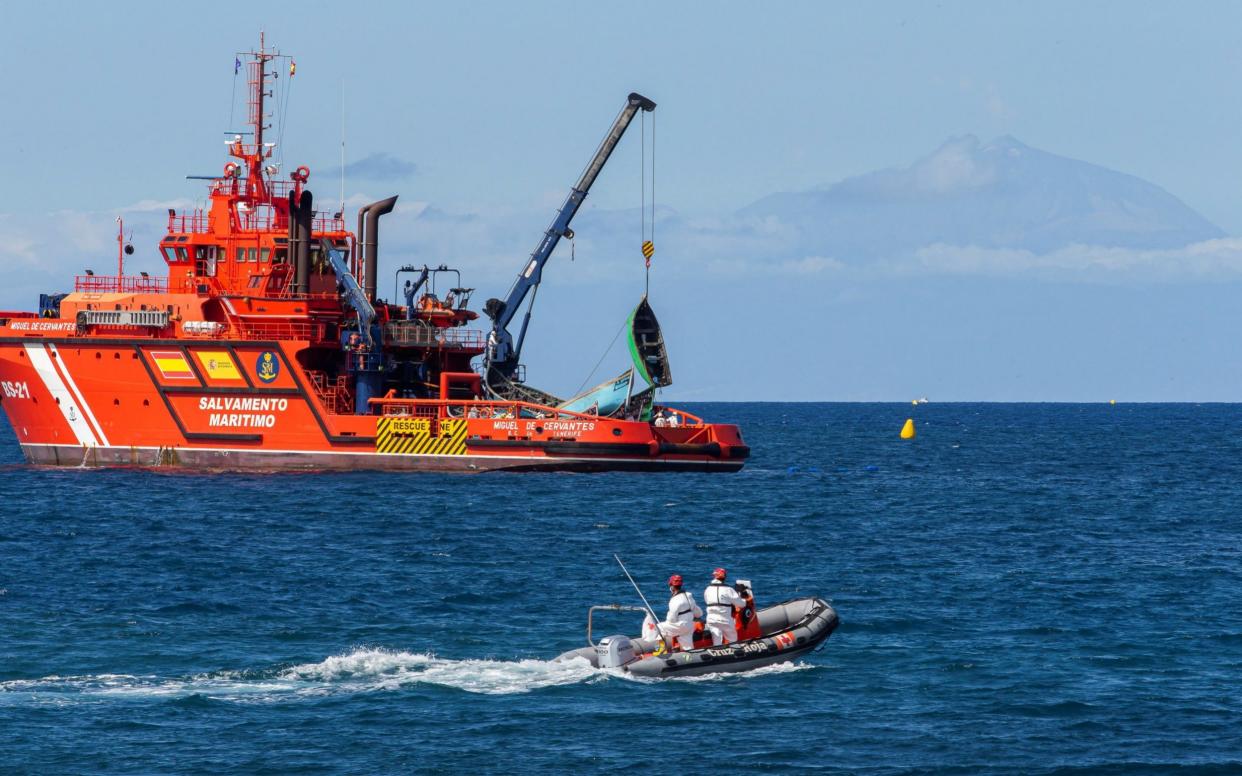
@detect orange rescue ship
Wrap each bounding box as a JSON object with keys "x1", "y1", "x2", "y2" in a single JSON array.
[{"x1": 0, "y1": 39, "x2": 748, "y2": 472}]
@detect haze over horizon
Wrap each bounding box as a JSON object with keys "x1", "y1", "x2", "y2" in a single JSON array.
[{"x1": 2, "y1": 1, "x2": 1241, "y2": 402}]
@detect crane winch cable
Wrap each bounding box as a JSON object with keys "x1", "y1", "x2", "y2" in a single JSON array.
[
  {"x1": 571, "y1": 315, "x2": 630, "y2": 397},
  {"x1": 640, "y1": 111, "x2": 656, "y2": 297}
]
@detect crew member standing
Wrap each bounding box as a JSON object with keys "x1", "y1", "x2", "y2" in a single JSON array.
[
  {"x1": 703, "y1": 567, "x2": 750, "y2": 645},
  {"x1": 659, "y1": 574, "x2": 702, "y2": 652}
]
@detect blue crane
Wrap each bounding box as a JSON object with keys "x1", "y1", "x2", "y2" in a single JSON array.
[{"x1": 483, "y1": 92, "x2": 656, "y2": 389}]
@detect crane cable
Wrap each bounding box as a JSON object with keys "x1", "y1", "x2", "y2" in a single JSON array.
[
  {"x1": 641, "y1": 112, "x2": 656, "y2": 297},
  {"x1": 574, "y1": 106, "x2": 656, "y2": 401}
]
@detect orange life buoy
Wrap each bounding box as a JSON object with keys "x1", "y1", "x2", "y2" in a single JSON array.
[
  {"x1": 223, "y1": 162, "x2": 240, "y2": 178},
  {"x1": 292, "y1": 165, "x2": 310, "y2": 183}
]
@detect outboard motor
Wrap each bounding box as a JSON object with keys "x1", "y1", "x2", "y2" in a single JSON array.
[{"x1": 595, "y1": 635, "x2": 636, "y2": 669}]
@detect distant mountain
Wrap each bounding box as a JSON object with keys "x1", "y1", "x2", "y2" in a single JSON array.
[{"x1": 738, "y1": 135, "x2": 1224, "y2": 259}]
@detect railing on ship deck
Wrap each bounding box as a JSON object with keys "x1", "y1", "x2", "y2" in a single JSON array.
[
  {"x1": 179, "y1": 320, "x2": 329, "y2": 342},
  {"x1": 167, "y1": 201, "x2": 345, "y2": 235},
  {"x1": 384, "y1": 321, "x2": 485, "y2": 349},
  {"x1": 74, "y1": 275, "x2": 169, "y2": 294},
  {"x1": 368, "y1": 398, "x2": 703, "y2": 426},
  {"x1": 370, "y1": 398, "x2": 610, "y2": 423}
]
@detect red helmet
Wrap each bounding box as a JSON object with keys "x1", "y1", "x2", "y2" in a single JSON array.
[
  {"x1": 668, "y1": 574, "x2": 683, "y2": 587},
  {"x1": 713, "y1": 567, "x2": 727, "y2": 580}
]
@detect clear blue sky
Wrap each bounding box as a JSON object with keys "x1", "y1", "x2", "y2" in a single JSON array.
[
  {"x1": 3, "y1": 2, "x2": 1241, "y2": 400},
  {"x1": 4, "y1": 1, "x2": 1241, "y2": 227}
]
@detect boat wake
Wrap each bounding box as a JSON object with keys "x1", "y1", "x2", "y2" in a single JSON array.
[{"x1": 0, "y1": 648, "x2": 813, "y2": 704}]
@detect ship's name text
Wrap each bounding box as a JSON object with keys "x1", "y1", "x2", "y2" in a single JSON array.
[
  {"x1": 9, "y1": 321, "x2": 76, "y2": 331},
  {"x1": 198, "y1": 396, "x2": 289, "y2": 428},
  {"x1": 198, "y1": 397, "x2": 289, "y2": 412},
  {"x1": 491, "y1": 419, "x2": 597, "y2": 435}
]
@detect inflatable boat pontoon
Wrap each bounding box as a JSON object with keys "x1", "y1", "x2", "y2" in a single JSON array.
[{"x1": 556, "y1": 596, "x2": 838, "y2": 677}]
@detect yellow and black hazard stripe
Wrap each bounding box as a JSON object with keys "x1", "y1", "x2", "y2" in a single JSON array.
[{"x1": 376, "y1": 417, "x2": 468, "y2": 456}]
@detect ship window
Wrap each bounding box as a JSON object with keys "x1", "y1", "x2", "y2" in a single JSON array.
[
  {"x1": 176, "y1": 235, "x2": 188, "y2": 242},
  {"x1": 195, "y1": 246, "x2": 218, "y2": 277},
  {"x1": 247, "y1": 248, "x2": 257, "y2": 262},
  {"x1": 248, "y1": 275, "x2": 262, "y2": 288},
  {"x1": 260, "y1": 248, "x2": 270, "y2": 262},
  {"x1": 235, "y1": 248, "x2": 245, "y2": 263},
  {"x1": 274, "y1": 248, "x2": 288, "y2": 264},
  {"x1": 175, "y1": 247, "x2": 188, "y2": 261}
]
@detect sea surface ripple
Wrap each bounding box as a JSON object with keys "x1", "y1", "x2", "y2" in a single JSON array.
[{"x1": 1, "y1": 403, "x2": 1240, "y2": 773}]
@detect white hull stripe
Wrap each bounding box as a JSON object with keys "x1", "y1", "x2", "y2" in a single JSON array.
[
  {"x1": 46, "y1": 343, "x2": 109, "y2": 446},
  {"x1": 24, "y1": 345, "x2": 99, "y2": 446}
]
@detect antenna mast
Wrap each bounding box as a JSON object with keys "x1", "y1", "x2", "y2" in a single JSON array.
[
  {"x1": 340, "y1": 80, "x2": 346, "y2": 214},
  {"x1": 231, "y1": 33, "x2": 279, "y2": 203}
]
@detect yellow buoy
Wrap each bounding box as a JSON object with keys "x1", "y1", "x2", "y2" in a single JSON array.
[
  {"x1": 900, "y1": 418, "x2": 916, "y2": 439},
  {"x1": 1109, "y1": 399, "x2": 1116, "y2": 405}
]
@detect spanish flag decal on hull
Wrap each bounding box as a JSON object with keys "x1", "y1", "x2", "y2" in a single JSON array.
[{"x1": 151, "y1": 351, "x2": 194, "y2": 380}]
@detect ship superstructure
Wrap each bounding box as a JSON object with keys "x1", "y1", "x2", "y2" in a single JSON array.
[{"x1": 0, "y1": 39, "x2": 747, "y2": 472}]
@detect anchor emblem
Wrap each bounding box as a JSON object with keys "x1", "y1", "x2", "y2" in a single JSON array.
[{"x1": 256, "y1": 351, "x2": 280, "y2": 383}]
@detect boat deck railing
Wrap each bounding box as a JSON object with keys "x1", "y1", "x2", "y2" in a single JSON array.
[
  {"x1": 167, "y1": 199, "x2": 346, "y2": 235},
  {"x1": 74, "y1": 275, "x2": 169, "y2": 294},
  {"x1": 179, "y1": 320, "x2": 330, "y2": 343},
  {"x1": 384, "y1": 321, "x2": 485, "y2": 350},
  {"x1": 370, "y1": 396, "x2": 618, "y2": 423},
  {"x1": 652, "y1": 405, "x2": 705, "y2": 425}
]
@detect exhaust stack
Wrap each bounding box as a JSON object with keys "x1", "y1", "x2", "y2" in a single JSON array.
[
  {"x1": 361, "y1": 196, "x2": 398, "y2": 301},
  {"x1": 295, "y1": 190, "x2": 314, "y2": 296},
  {"x1": 287, "y1": 191, "x2": 300, "y2": 277}
]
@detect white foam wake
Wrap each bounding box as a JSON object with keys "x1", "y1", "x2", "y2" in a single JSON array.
[
  {"x1": 0, "y1": 648, "x2": 813, "y2": 705},
  {"x1": 0, "y1": 649, "x2": 601, "y2": 704},
  {"x1": 277, "y1": 648, "x2": 602, "y2": 695}
]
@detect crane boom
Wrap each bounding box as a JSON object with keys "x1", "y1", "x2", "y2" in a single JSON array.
[{"x1": 484, "y1": 92, "x2": 656, "y2": 387}]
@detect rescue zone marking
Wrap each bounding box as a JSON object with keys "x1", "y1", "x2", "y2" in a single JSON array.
[{"x1": 377, "y1": 417, "x2": 467, "y2": 456}]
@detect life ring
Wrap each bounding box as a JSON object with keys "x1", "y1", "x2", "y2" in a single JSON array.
[
  {"x1": 223, "y1": 162, "x2": 240, "y2": 178},
  {"x1": 292, "y1": 165, "x2": 310, "y2": 183}
]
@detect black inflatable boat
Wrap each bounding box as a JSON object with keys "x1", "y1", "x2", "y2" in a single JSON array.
[{"x1": 556, "y1": 597, "x2": 838, "y2": 677}]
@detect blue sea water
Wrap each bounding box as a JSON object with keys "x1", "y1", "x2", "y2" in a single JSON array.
[{"x1": 1, "y1": 403, "x2": 1241, "y2": 774}]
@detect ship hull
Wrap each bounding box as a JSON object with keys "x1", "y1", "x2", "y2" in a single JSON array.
[
  {"x1": 0, "y1": 336, "x2": 747, "y2": 473},
  {"x1": 15, "y1": 443, "x2": 743, "y2": 472}
]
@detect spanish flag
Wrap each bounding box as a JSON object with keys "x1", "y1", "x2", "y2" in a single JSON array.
[
  {"x1": 289, "y1": 60, "x2": 296, "y2": 77},
  {"x1": 151, "y1": 351, "x2": 194, "y2": 380}
]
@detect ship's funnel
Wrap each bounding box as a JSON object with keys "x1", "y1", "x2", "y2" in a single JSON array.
[
  {"x1": 355, "y1": 202, "x2": 373, "y2": 272},
  {"x1": 362, "y1": 196, "x2": 398, "y2": 301},
  {"x1": 287, "y1": 191, "x2": 300, "y2": 270},
  {"x1": 295, "y1": 190, "x2": 314, "y2": 295}
]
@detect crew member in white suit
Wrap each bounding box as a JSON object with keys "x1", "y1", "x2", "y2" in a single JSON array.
[
  {"x1": 658, "y1": 574, "x2": 702, "y2": 651},
  {"x1": 703, "y1": 567, "x2": 749, "y2": 645}
]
